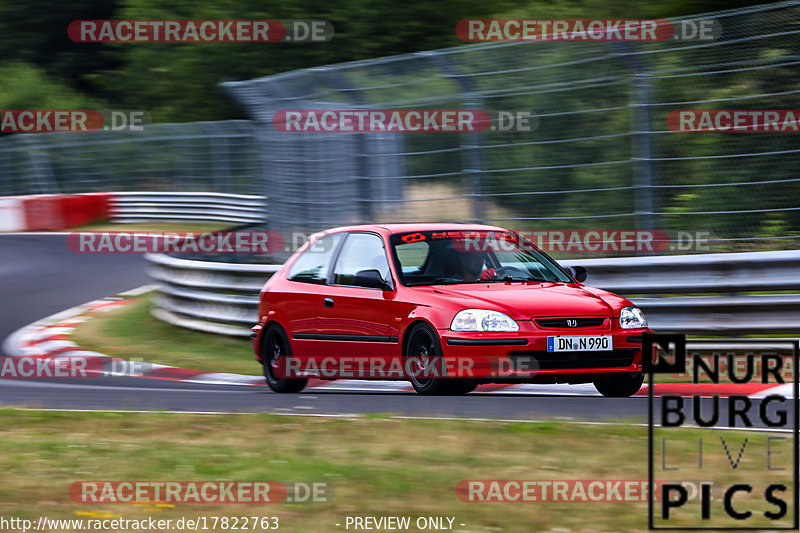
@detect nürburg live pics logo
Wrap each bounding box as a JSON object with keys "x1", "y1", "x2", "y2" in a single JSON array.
[{"x1": 645, "y1": 333, "x2": 799, "y2": 530}]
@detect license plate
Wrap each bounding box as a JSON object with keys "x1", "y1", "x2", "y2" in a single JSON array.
[{"x1": 547, "y1": 335, "x2": 612, "y2": 352}]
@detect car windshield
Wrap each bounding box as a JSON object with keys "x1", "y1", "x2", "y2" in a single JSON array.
[{"x1": 389, "y1": 230, "x2": 574, "y2": 286}]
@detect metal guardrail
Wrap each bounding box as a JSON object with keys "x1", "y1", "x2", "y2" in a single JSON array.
[
  {"x1": 111, "y1": 191, "x2": 266, "y2": 225},
  {"x1": 559, "y1": 250, "x2": 800, "y2": 294},
  {"x1": 145, "y1": 253, "x2": 278, "y2": 337},
  {"x1": 561, "y1": 251, "x2": 800, "y2": 335},
  {"x1": 145, "y1": 250, "x2": 800, "y2": 337}
]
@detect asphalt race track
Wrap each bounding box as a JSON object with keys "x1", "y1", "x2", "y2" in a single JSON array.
[
  {"x1": 0, "y1": 234, "x2": 149, "y2": 341},
  {"x1": 0, "y1": 234, "x2": 785, "y2": 430}
]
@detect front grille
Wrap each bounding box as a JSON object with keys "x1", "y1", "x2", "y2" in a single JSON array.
[
  {"x1": 508, "y1": 349, "x2": 635, "y2": 370},
  {"x1": 534, "y1": 317, "x2": 606, "y2": 329}
]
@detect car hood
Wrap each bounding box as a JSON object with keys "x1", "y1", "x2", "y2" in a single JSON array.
[{"x1": 422, "y1": 282, "x2": 629, "y2": 319}]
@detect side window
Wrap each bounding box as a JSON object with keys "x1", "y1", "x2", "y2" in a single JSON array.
[
  {"x1": 333, "y1": 233, "x2": 391, "y2": 286},
  {"x1": 287, "y1": 233, "x2": 342, "y2": 284}
]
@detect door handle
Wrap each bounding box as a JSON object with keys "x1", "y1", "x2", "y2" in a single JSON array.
[{"x1": 323, "y1": 297, "x2": 334, "y2": 308}]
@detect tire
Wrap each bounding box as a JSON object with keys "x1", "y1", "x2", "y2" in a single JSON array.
[
  {"x1": 261, "y1": 324, "x2": 308, "y2": 393},
  {"x1": 405, "y1": 323, "x2": 470, "y2": 395},
  {"x1": 448, "y1": 380, "x2": 479, "y2": 395},
  {"x1": 593, "y1": 373, "x2": 644, "y2": 398}
]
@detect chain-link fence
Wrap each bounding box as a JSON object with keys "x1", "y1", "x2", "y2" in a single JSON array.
[
  {"x1": 221, "y1": 0, "x2": 800, "y2": 257},
  {"x1": 0, "y1": 120, "x2": 260, "y2": 196}
]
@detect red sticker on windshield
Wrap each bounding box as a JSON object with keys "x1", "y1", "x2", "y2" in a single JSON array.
[{"x1": 401, "y1": 233, "x2": 426, "y2": 243}]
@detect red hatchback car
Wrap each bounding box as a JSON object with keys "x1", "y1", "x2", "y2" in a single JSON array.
[{"x1": 251, "y1": 223, "x2": 651, "y2": 396}]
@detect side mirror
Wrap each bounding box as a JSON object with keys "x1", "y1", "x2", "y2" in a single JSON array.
[
  {"x1": 354, "y1": 269, "x2": 393, "y2": 291},
  {"x1": 569, "y1": 265, "x2": 587, "y2": 283}
]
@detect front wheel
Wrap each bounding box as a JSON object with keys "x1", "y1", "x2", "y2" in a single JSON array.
[
  {"x1": 593, "y1": 373, "x2": 644, "y2": 398},
  {"x1": 261, "y1": 325, "x2": 307, "y2": 393},
  {"x1": 405, "y1": 324, "x2": 472, "y2": 395}
]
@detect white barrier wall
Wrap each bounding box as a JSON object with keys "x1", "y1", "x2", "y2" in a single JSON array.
[
  {"x1": 0, "y1": 191, "x2": 264, "y2": 233},
  {"x1": 0, "y1": 196, "x2": 26, "y2": 232}
]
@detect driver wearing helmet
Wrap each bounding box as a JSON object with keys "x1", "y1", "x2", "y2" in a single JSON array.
[{"x1": 459, "y1": 251, "x2": 497, "y2": 282}]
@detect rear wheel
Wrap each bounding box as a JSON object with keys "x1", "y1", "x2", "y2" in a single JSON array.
[
  {"x1": 405, "y1": 324, "x2": 472, "y2": 395},
  {"x1": 593, "y1": 373, "x2": 644, "y2": 398},
  {"x1": 261, "y1": 325, "x2": 307, "y2": 393}
]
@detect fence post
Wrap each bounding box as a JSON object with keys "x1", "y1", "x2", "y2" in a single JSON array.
[
  {"x1": 209, "y1": 122, "x2": 231, "y2": 194},
  {"x1": 463, "y1": 92, "x2": 485, "y2": 222},
  {"x1": 23, "y1": 135, "x2": 58, "y2": 194},
  {"x1": 220, "y1": 82, "x2": 276, "y2": 231},
  {"x1": 316, "y1": 66, "x2": 374, "y2": 223},
  {"x1": 0, "y1": 141, "x2": 12, "y2": 195},
  {"x1": 428, "y1": 52, "x2": 485, "y2": 222},
  {"x1": 631, "y1": 71, "x2": 656, "y2": 233}
]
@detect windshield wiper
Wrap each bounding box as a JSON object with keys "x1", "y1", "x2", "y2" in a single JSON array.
[
  {"x1": 406, "y1": 277, "x2": 463, "y2": 286},
  {"x1": 480, "y1": 276, "x2": 548, "y2": 283},
  {"x1": 408, "y1": 276, "x2": 551, "y2": 286}
]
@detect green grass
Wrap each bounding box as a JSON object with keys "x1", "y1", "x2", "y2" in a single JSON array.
[
  {"x1": 0, "y1": 409, "x2": 790, "y2": 531},
  {"x1": 72, "y1": 295, "x2": 259, "y2": 376}
]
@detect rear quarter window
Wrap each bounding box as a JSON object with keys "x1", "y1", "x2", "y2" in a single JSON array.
[{"x1": 287, "y1": 233, "x2": 343, "y2": 284}]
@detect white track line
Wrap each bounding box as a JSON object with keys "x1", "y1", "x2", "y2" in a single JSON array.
[{"x1": 118, "y1": 284, "x2": 158, "y2": 296}]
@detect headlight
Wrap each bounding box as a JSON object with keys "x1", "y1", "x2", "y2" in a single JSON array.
[
  {"x1": 619, "y1": 306, "x2": 647, "y2": 329},
  {"x1": 451, "y1": 309, "x2": 519, "y2": 332}
]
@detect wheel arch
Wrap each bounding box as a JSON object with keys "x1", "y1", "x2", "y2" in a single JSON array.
[
  {"x1": 259, "y1": 320, "x2": 290, "y2": 359},
  {"x1": 401, "y1": 318, "x2": 441, "y2": 355}
]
